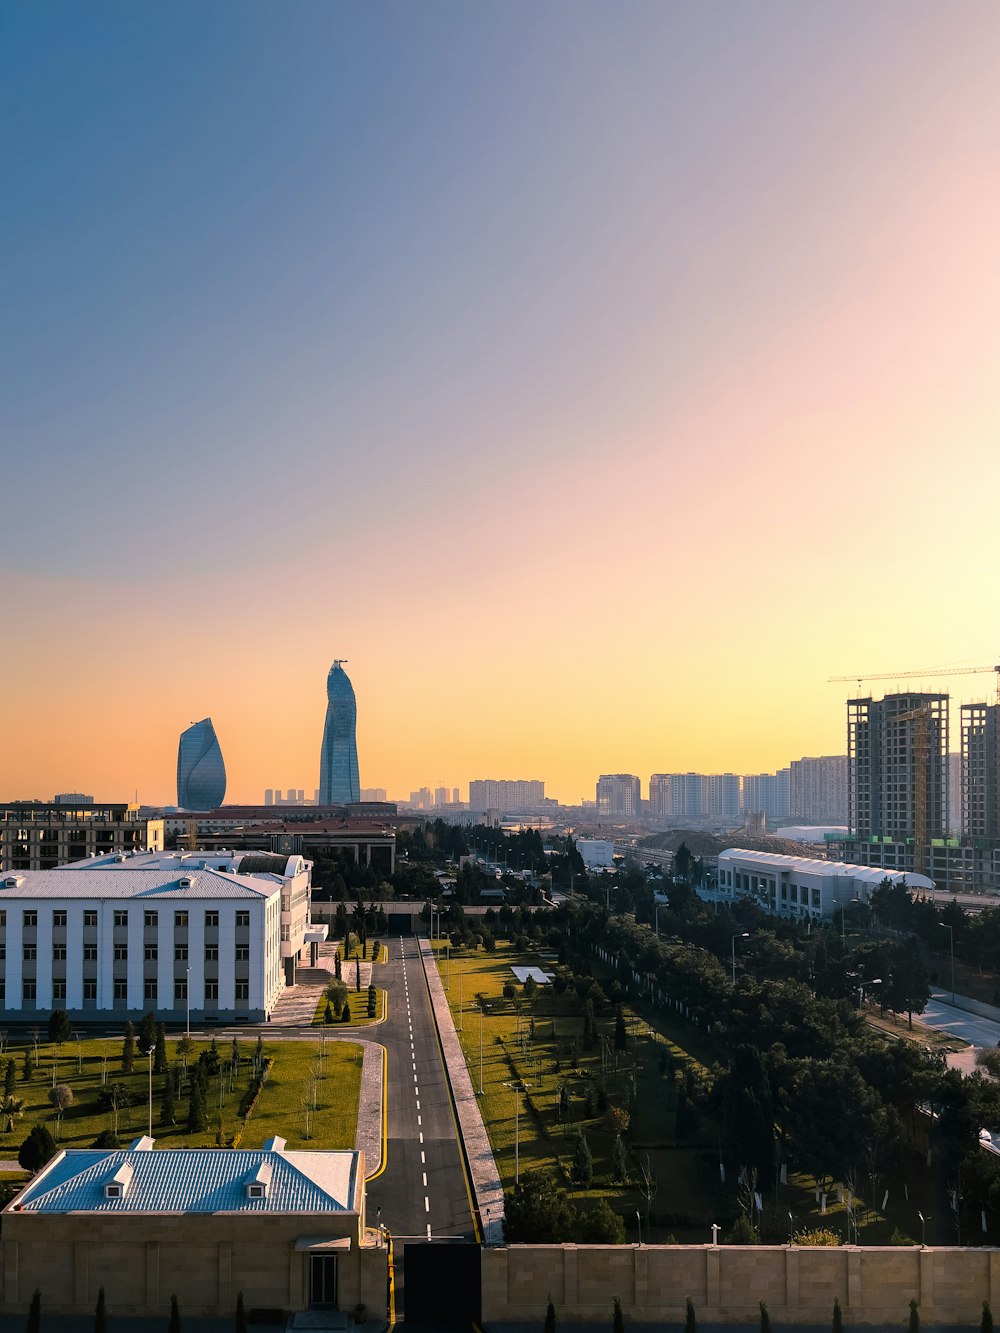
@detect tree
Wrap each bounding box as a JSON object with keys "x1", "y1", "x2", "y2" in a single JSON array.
[
  {"x1": 614, "y1": 1005, "x2": 627, "y2": 1052},
  {"x1": 122, "y1": 1021, "x2": 135, "y2": 1073},
  {"x1": 341, "y1": 1001, "x2": 352, "y2": 1024},
  {"x1": 154, "y1": 1024, "x2": 169, "y2": 1075},
  {"x1": 47, "y1": 1009, "x2": 71, "y2": 1044},
  {"x1": 759, "y1": 1300, "x2": 772, "y2": 1333},
  {"x1": 162, "y1": 1070, "x2": 176, "y2": 1124},
  {"x1": 22, "y1": 1049, "x2": 34, "y2": 1082},
  {"x1": 49, "y1": 1083, "x2": 74, "y2": 1130},
  {"x1": 982, "y1": 1301, "x2": 993, "y2": 1333},
  {"x1": 5, "y1": 1059, "x2": 16, "y2": 1098},
  {"x1": 324, "y1": 1001, "x2": 335, "y2": 1024},
  {"x1": 169, "y1": 1294, "x2": 181, "y2": 1333},
  {"x1": 325, "y1": 978, "x2": 348, "y2": 1016},
  {"x1": 188, "y1": 1078, "x2": 207, "y2": 1133},
  {"x1": 19, "y1": 1125, "x2": 56, "y2": 1173},
  {"x1": 27, "y1": 1290, "x2": 41, "y2": 1333},
  {"x1": 367, "y1": 983, "x2": 377, "y2": 1017},
  {"x1": 138, "y1": 1012, "x2": 157, "y2": 1053},
  {"x1": 503, "y1": 1172, "x2": 576, "y2": 1243},
  {"x1": 503, "y1": 981, "x2": 516, "y2": 1001},
  {"x1": 99, "y1": 1082, "x2": 132, "y2": 1136},
  {"x1": 686, "y1": 1297, "x2": 697, "y2": 1333},
  {"x1": 612, "y1": 1295, "x2": 624, "y2": 1333},
  {"x1": 1, "y1": 1094, "x2": 26, "y2": 1134},
  {"x1": 832, "y1": 1298, "x2": 843, "y2": 1333},
  {"x1": 576, "y1": 1197, "x2": 625, "y2": 1243},
  {"x1": 95, "y1": 1286, "x2": 107, "y2": 1333},
  {"x1": 909, "y1": 1299, "x2": 920, "y2": 1333},
  {"x1": 544, "y1": 1295, "x2": 556, "y2": 1333},
  {"x1": 236, "y1": 1291, "x2": 248, "y2": 1333},
  {"x1": 571, "y1": 1130, "x2": 593, "y2": 1185},
  {"x1": 177, "y1": 1036, "x2": 195, "y2": 1070},
  {"x1": 355, "y1": 957, "x2": 361, "y2": 992}
]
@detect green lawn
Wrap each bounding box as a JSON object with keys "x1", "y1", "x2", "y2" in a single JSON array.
[{"x1": 0, "y1": 1035, "x2": 363, "y2": 1155}]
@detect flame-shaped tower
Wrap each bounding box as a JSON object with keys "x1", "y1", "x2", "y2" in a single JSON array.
[
  {"x1": 176, "y1": 717, "x2": 227, "y2": 810},
  {"x1": 318, "y1": 660, "x2": 360, "y2": 805}
]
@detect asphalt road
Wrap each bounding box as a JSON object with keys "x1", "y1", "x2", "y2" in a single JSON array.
[{"x1": 921, "y1": 992, "x2": 1000, "y2": 1049}]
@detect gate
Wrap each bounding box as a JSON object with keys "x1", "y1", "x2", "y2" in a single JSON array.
[
  {"x1": 402, "y1": 1241, "x2": 480, "y2": 1324},
  {"x1": 386, "y1": 912, "x2": 413, "y2": 935}
]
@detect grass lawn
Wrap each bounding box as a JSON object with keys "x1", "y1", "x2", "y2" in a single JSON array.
[
  {"x1": 433, "y1": 939, "x2": 950, "y2": 1246},
  {"x1": 0, "y1": 1035, "x2": 363, "y2": 1156}
]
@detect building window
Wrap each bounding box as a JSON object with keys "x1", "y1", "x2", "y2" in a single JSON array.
[
  {"x1": 0, "y1": 910, "x2": 5, "y2": 927},
  {"x1": 175, "y1": 946, "x2": 188, "y2": 961},
  {"x1": 174, "y1": 980, "x2": 188, "y2": 1001},
  {"x1": 205, "y1": 981, "x2": 219, "y2": 1000},
  {"x1": 205, "y1": 911, "x2": 219, "y2": 928},
  {"x1": 235, "y1": 981, "x2": 249, "y2": 1001},
  {"x1": 144, "y1": 981, "x2": 157, "y2": 1002},
  {"x1": 23, "y1": 945, "x2": 36, "y2": 961},
  {"x1": 22, "y1": 980, "x2": 36, "y2": 1001},
  {"x1": 144, "y1": 946, "x2": 158, "y2": 961},
  {"x1": 84, "y1": 945, "x2": 98, "y2": 961},
  {"x1": 235, "y1": 947, "x2": 249, "y2": 961},
  {"x1": 144, "y1": 911, "x2": 158, "y2": 929},
  {"x1": 236, "y1": 911, "x2": 250, "y2": 928},
  {"x1": 114, "y1": 911, "x2": 128, "y2": 928},
  {"x1": 52, "y1": 910, "x2": 67, "y2": 928},
  {"x1": 83, "y1": 981, "x2": 97, "y2": 1000},
  {"x1": 205, "y1": 946, "x2": 219, "y2": 961},
  {"x1": 52, "y1": 980, "x2": 67, "y2": 1001},
  {"x1": 175, "y1": 911, "x2": 188, "y2": 929},
  {"x1": 52, "y1": 945, "x2": 67, "y2": 961},
  {"x1": 84, "y1": 911, "x2": 97, "y2": 928},
  {"x1": 114, "y1": 945, "x2": 128, "y2": 961},
  {"x1": 114, "y1": 980, "x2": 127, "y2": 1001},
  {"x1": 23, "y1": 911, "x2": 37, "y2": 929}
]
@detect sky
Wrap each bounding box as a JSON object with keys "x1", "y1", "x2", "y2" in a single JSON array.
[{"x1": 3, "y1": 1, "x2": 1000, "y2": 806}]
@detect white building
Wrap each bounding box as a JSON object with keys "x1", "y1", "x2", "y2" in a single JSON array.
[
  {"x1": 0, "y1": 850, "x2": 325, "y2": 1023},
  {"x1": 716, "y1": 848, "x2": 933, "y2": 922},
  {"x1": 577, "y1": 839, "x2": 616, "y2": 870}
]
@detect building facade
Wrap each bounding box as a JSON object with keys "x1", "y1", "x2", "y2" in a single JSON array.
[
  {"x1": 717, "y1": 848, "x2": 933, "y2": 922},
  {"x1": 788, "y1": 756, "x2": 846, "y2": 823},
  {"x1": 467, "y1": 779, "x2": 545, "y2": 812},
  {"x1": 962, "y1": 704, "x2": 1000, "y2": 839},
  {"x1": 741, "y1": 770, "x2": 790, "y2": 820},
  {"x1": 0, "y1": 850, "x2": 320, "y2": 1021},
  {"x1": 0, "y1": 801, "x2": 163, "y2": 873},
  {"x1": 176, "y1": 718, "x2": 227, "y2": 810},
  {"x1": 318, "y1": 661, "x2": 361, "y2": 805},
  {"x1": 595, "y1": 774, "x2": 641, "y2": 819}
]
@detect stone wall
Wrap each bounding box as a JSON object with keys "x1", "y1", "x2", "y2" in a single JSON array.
[
  {"x1": 482, "y1": 1244, "x2": 1000, "y2": 1326},
  {"x1": 0, "y1": 1216, "x2": 387, "y2": 1318}
]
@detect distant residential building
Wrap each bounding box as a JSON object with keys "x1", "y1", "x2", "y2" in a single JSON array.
[
  {"x1": 434, "y1": 786, "x2": 450, "y2": 807},
  {"x1": 595, "y1": 774, "x2": 641, "y2": 819},
  {"x1": 962, "y1": 705, "x2": 1000, "y2": 838},
  {"x1": 704, "y1": 773, "x2": 741, "y2": 821},
  {"x1": 265, "y1": 789, "x2": 276, "y2": 806},
  {"x1": 54, "y1": 792, "x2": 93, "y2": 805},
  {"x1": 0, "y1": 801, "x2": 164, "y2": 873},
  {"x1": 318, "y1": 660, "x2": 361, "y2": 805},
  {"x1": 361, "y1": 787, "x2": 387, "y2": 803},
  {"x1": 468, "y1": 779, "x2": 546, "y2": 813},
  {"x1": 177, "y1": 718, "x2": 227, "y2": 810},
  {"x1": 0, "y1": 849, "x2": 323, "y2": 1018},
  {"x1": 741, "y1": 770, "x2": 790, "y2": 820},
  {"x1": 409, "y1": 788, "x2": 434, "y2": 809},
  {"x1": 789, "y1": 756, "x2": 847, "y2": 823},
  {"x1": 452, "y1": 787, "x2": 460, "y2": 804}
]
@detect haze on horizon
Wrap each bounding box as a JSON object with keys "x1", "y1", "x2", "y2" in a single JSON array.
[{"x1": 3, "y1": 2, "x2": 1000, "y2": 807}]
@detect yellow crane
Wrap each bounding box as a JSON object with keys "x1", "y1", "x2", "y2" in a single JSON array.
[{"x1": 829, "y1": 663, "x2": 1000, "y2": 697}]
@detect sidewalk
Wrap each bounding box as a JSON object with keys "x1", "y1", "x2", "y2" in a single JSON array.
[{"x1": 418, "y1": 938, "x2": 504, "y2": 1245}]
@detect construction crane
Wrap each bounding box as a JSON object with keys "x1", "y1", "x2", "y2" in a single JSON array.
[{"x1": 829, "y1": 664, "x2": 1000, "y2": 697}]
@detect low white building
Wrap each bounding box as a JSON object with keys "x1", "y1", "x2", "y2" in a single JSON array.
[
  {"x1": 577, "y1": 839, "x2": 616, "y2": 870},
  {"x1": 0, "y1": 850, "x2": 326, "y2": 1023},
  {"x1": 716, "y1": 848, "x2": 933, "y2": 922}
]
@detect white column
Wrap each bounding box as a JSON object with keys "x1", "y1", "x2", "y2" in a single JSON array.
[
  {"x1": 6, "y1": 908, "x2": 23, "y2": 1011},
  {"x1": 66, "y1": 903, "x2": 84, "y2": 1010},
  {"x1": 188, "y1": 906, "x2": 205, "y2": 1019},
  {"x1": 249, "y1": 901, "x2": 265, "y2": 1014},
  {"x1": 127, "y1": 908, "x2": 144, "y2": 1012},
  {"x1": 218, "y1": 904, "x2": 236, "y2": 1012},
  {"x1": 98, "y1": 906, "x2": 115, "y2": 1011},
  {"x1": 157, "y1": 908, "x2": 173, "y2": 1014},
  {"x1": 35, "y1": 908, "x2": 53, "y2": 1010}
]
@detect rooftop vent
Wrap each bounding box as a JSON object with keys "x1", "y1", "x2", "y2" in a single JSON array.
[{"x1": 104, "y1": 1161, "x2": 134, "y2": 1199}]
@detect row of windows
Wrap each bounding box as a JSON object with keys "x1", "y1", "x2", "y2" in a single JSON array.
[
  {"x1": 5, "y1": 980, "x2": 250, "y2": 1002},
  {"x1": 2, "y1": 909, "x2": 250, "y2": 930},
  {"x1": 10, "y1": 944, "x2": 246, "y2": 962}
]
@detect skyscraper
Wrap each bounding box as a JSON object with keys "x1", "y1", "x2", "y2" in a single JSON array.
[
  {"x1": 318, "y1": 660, "x2": 360, "y2": 805},
  {"x1": 176, "y1": 718, "x2": 227, "y2": 809}
]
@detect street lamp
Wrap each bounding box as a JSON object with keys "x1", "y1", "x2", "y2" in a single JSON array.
[
  {"x1": 145, "y1": 1045, "x2": 155, "y2": 1138},
  {"x1": 186, "y1": 966, "x2": 191, "y2": 1039},
  {"x1": 478, "y1": 1000, "x2": 484, "y2": 1095},
  {"x1": 918, "y1": 1210, "x2": 931, "y2": 1248},
  {"x1": 636, "y1": 1210, "x2": 642, "y2": 1246},
  {"x1": 939, "y1": 922, "x2": 956, "y2": 1003},
  {"x1": 731, "y1": 933, "x2": 749, "y2": 986},
  {"x1": 859, "y1": 977, "x2": 882, "y2": 1011},
  {"x1": 503, "y1": 1079, "x2": 530, "y2": 1183}
]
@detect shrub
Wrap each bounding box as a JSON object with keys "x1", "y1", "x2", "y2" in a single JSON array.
[
  {"x1": 794, "y1": 1228, "x2": 841, "y2": 1246},
  {"x1": 19, "y1": 1125, "x2": 57, "y2": 1173},
  {"x1": 47, "y1": 1010, "x2": 71, "y2": 1044}
]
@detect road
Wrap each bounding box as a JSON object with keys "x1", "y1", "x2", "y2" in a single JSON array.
[{"x1": 921, "y1": 991, "x2": 1000, "y2": 1050}]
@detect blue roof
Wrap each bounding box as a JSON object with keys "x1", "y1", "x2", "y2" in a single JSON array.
[{"x1": 12, "y1": 1142, "x2": 359, "y2": 1215}]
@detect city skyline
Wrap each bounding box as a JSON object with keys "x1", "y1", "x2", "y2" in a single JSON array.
[{"x1": 4, "y1": 4, "x2": 1000, "y2": 804}]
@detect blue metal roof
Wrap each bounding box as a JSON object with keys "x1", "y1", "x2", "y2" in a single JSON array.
[{"x1": 13, "y1": 1143, "x2": 359, "y2": 1214}]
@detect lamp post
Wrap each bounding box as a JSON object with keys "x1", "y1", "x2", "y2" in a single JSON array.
[
  {"x1": 918, "y1": 1210, "x2": 931, "y2": 1248},
  {"x1": 186, "y1": 966, "x2": 191, "y2": 1039},
  {"x1": 731, "y1": 932, "x2": 749, "y2": 986},
  {"x1": 145, "y1": 1045, "x2": 155, "y2": 1138},
  {"x1": 503, "y1": 1080, "x2": 530, "y2": 1183},
  {"x1": 859, "y1": 977, "x2": 882, "y2": 1011},
  {"x1": 636, "y1": 1210, "x2": 642, "y2": 1246},
  {"x1": 939, "y1": 922, "x2": 956, "y2": 1003},
  {"x1": 478, "y1": 1001, "x2": 484, "y2": 1095}
]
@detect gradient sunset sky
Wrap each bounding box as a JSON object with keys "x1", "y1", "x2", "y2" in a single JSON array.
[{"x1": 4, "y1": 1, "x2": 1000, "y2": 806}]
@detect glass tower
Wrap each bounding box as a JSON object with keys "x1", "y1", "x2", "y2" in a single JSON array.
[
  {"x1": 176, "y1": 717, "x2": 227, "y2": 809},
  {"x1": 319, "y1": 661, "x2": 360, "y2": 805}
]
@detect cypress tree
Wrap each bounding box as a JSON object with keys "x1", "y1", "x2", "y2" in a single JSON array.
[
  {"x1": 5, "y1": 1059, "x2": 17, "y2": 1097},
  {"x1": 139, "y1": 1012, "x2": 156, "y2": 1053},
  {"x1": 983, "y1": 1301, "x2": 994, "y2": 1333},
  {"x1": 324, "y1": 1001, "x2": 334, "y2": 1025},
  {"x1": 27, "y1": 1290, "x2": 41, "y2": 1333},
  {"x1": 95, "y1": 1286, "x2": 107, "y2": 1333},
  {"x1": 909, "y1": 1300, "x2": 920, "y2": 1333},
  {"x1": 154, "y1": 1024, "x2": 168, "y2": 1075},
  {"x1": 168, "y1": 1294, "x2": 181, "y2": 1333},
  {"x1": 341, "y1": 1001, "x2": 352, "y2": 1024},
  {"x1": 187, "y1": 1078, "x2": 206, "y2": 1133},
  {"x1": 686, "y1": 1297, "x2": 697, "y2": 1333},
  {"x1": 614, "y1": 1005, "x2": 627, "y2": 1051},
  {"x1": 355, "y1": 957, "x2": 361, "y2": 992},
  {"x1": 236, "y1": 1292, "x2": 247, "y2": 1333},
  {"x1": 544, "y1": 1296, "x2": 556, "y2": 1333},
  {"x1": 22, "y1": 1050, "x2": 34, "y2": 1082},
  {"x1": 759, "y1": 1300, "x2": 772, "y2": 1333},
  {"x1": 162, "y1": 1069, "x2": 176, "y2": 1124},
  {"x1": 571, "y1": 1130, "x2": 593, "y2": 1186},
  {"x1": 122, "y1": 1021, "x2": 135, "y2": 1074},
  {"x1": 833, "y1": 1297, "x2": 843, "y2": 1333},
  {"x1": 367, "y1": 984, "x2": 377, "y2": 1017},
  {"x1": 612, "y1": 1295, "x2": 624, "y2": 1333}
]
